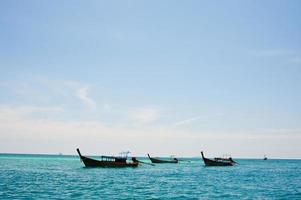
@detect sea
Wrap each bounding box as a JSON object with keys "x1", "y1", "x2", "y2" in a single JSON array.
[{"x1": 0, "y1": 154, "x2": 300, "y2": 199}]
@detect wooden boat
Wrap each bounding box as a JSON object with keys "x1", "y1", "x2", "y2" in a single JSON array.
[
  {"x1": 147, "y1": 154, "x2": 178, "y2": 163},
  {"x1": 76, "y1": 148, "x2": 139, "y2": 168},
  {"x1": 201, "y1": 151, "x2": 235, "y2": 166}
]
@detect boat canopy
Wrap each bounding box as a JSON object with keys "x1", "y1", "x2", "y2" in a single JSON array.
[{"x1": 100, "y1": 156, "x2": 127, "y2": 161}]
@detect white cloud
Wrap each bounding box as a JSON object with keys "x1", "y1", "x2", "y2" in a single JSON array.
[
  {"x1": 0, "y1": 78, "x2": 98, "y2": 111},
  {"x1": 128, "y1": 107, "x2": 160, "y2": 124},
  {"x1": 175, "y1": 113, "x2": 224, "y2": 126},
  {"x1": 0, "y1": 105, "x2": 62, "y2": 121},
  {"x1": 175, "y1": 117, "x2": 200, "y2": 126},
  {"x1": 0, "y1": 105, "x2": 301, "y2": 158},
  {"x1": 75, "y1": 86, "x2": 96, "y2": 110},
  {"x1": 61, "y1": 80, "x2": 96, "y2": 110}
]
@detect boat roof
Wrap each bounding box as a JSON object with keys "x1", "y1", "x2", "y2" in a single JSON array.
[{"x1": 100, "y1": 155, "x2": 127, "y2": 160}]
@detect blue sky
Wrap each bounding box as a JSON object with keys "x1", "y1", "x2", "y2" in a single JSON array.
[{"x1": 0, "y1": 1, "x2": 301, "y2": 157}]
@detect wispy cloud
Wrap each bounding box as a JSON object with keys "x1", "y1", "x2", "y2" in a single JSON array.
[
  {"x1": 0, "y1": 78, "x2": 98, "y2": 110},
  {"x1": 0, "y1": 105, "x2": 62, "y2": 122},
  {"x1": 75, "y1": 86, "x2": 96, "y2": 110},
  {"x1": 175, "y1": 113, "x2": 224, "y2": 126},
  {"x1": 128, "y1": 107, "x2": 160, "y2": 124},
  {"x1": 1, "y1": 104, "x2": 301, "y2": 157},
  {"x1": 63, "y1": 80, "x2": 96, "y2": 110},
  {"x1": 175, "y1": 116, "x2": 200, "y2": 126}
]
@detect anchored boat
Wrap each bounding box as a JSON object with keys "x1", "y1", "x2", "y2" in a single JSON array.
[
  {"x1": 147, "y1": 154, "x2": 178, "y2": 163},
  {"x1": 263, "y1": 155, "x2": 268, "y2": 160},
  {"x1": 76, "y1": 148, "x2": 139, "y2": 168},
  {"x1": 201, "y1": 151, "x2": 236, "y2": 166}
]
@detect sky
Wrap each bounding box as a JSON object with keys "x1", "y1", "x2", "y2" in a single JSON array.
[{"x1": 0, "y1": 0, "x2": 301, "y2": 158}]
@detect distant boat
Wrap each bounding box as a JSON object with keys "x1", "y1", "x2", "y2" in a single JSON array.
[
  {"x1": 76, "y1": 148, "x2": 139, "y2": 168},
  {"x1": 201, "y1": 151, "x2": 236, "y2": 166},
  {"x1": 147, "y1": 154, "x2": 178, "y2": 163},
  {"x1": 263, "y1": 155, "x2": 268, "y2": 160}
]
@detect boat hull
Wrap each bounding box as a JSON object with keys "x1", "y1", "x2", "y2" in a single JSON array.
[
  {"x1": 147, "y1": 154, "x2": 178, "y2": 163},
  {"x1": 201, "y1": 152, "x2": 235, "y2": 167},
  {"x1": 77, "y1": 149, "x2": 139, "y2": 168}
]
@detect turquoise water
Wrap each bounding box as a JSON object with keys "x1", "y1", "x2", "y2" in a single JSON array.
[{"x1": 0, "y1": 154, "x2": 300, "y2": 199}]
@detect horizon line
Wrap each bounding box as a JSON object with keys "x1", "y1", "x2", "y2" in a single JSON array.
[{"x1": 1, "y1": 152, "x2": 301, "y2": 160}]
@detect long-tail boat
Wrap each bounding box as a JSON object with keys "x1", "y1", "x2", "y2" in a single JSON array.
[
  {"x1": 201, "y1": 151, "x2": 236, "y2": 166},
  {"x1": 147, "y1": 154, "x2": 178, "y2": 163},
  {"x1": 76, "y1": 148, "x2": 139, "y2": 168}
]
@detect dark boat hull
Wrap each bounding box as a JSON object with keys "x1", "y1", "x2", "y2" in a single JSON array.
[
  {"x1": 201, "y1": 152, "x2": 235, "y2": 166},
  {"x1": 77, "y1": 149, "x2": 139, "y2": 168},
  {"x1": 147, "y1": 154, "x2": 178, "y2": 163}
]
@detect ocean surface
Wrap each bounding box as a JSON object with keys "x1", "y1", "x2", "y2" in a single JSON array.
[{"x1": 0, "y1": 154, "x2": 300, "y2": 199}]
